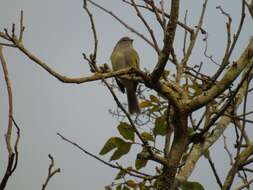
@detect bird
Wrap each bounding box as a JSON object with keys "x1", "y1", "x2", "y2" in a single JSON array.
[{"x1": 110, "y1": 37, "x2": 140, "y2": 114}]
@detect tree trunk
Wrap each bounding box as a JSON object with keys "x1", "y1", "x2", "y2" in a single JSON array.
[{"x1": 157, "y1": 110, "x2": 189, "y2": 190}]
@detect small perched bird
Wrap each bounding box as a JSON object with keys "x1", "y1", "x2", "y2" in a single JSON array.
[{"x1": 111, "y1": 37, "x2": 140, "y2": 114}]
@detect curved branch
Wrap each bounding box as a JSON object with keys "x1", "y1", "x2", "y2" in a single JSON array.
[
  {"x1": 0, "y1": 46, "x2": 15, "y2": 190},
  {"x1": 7, "y1": 41, "x2": 142, "y2": 83}
]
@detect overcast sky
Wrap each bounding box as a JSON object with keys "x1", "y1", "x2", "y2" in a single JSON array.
[{"x1": 0, "y1": 1, "x2": 252, "y2": 190}]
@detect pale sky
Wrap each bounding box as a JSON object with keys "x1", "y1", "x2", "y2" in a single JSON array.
[{"x1": 0, "y1": 1, "x2": 252, "y2": 190}]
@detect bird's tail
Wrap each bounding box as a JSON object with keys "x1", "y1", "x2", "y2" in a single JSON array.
[{"x1": 127, "y1": 87, "x2": 140, "y2": 114}]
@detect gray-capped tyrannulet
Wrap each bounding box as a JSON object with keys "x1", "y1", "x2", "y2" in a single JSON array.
[{"x1": 111, "y1": 37, "x2": 140, "y2": 114}]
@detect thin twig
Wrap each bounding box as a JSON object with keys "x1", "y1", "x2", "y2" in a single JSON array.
[
  {"x1": 130, "y1": 0, "x2": 160, "y2": 54},
  {"x1": 203, "y1": 33, "x2": 220, "y2": 66},
  {"x1": 235, "y1": 178, "x2": 253, "y2": 190},
  {"x1": 211, "y1": 1, "x2": 246, "y2": 84},
  {"x1": 222, "y1": 134, "x2": 233, "y2": 165},
  {"x1": 42, "y1": 154, "x2": 60, "y2": 190},
  {"x1": 57, "y1": 133, "x2": 155, "y2": 180},
  {"x1": 191, "y1": 58, "x2": 253, "y2": 140},
  {"x1": 19, "y1": 10, "x2": 25, "y2": 42},
  {"x1": 151, "y1": 0, "x2": 180, "y2": 83},
  {"x1": 83, "y1": 1, "x2": 98, "y2": 64},
  {"x1": 123, "y1": 0, "x2": 193, "y2": 33},
  {"x1": 177, "y1": 0, "x2": 208, "y2": 83},
  {"x1": 143, "y1": 0, "x2": 164, "y2": 28},
  {"x1": 207, "y1": 155, "x2": 223, "y2": 188},
  {"x1": 87, "y1": 0, "x2": 156, "y2": 50}
]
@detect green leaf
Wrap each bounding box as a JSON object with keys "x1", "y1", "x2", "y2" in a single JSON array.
[
  {"x1": 182, "y1": 181, "x2": 205, "y2": 190},
  {"x1": 135, "y1": 157, "x2": 148, "y2": 170},
  {"x1": 139, "y1": 183, "x2": 145, "y2": 190},
  {"x1": 141, "y1": 132, "x2": 154, "y2": 142},
  {"x1": 153, "y1": 116, "x2": 167, "y2": 136},
  {"x1": 140, "y1": 101, "x2": 152, "y2": 108},
  {"x1": 99, "y1": 137, "x2": 121, "y2": 155},
  {"x1": 122, "y1": 186, "x2": 130, "y2": 190},
  {"x1": 110, "y1": 141, "x2": 132, "y2": 161},
  {"x1": 126, "y1": 180, "x2": 137, "y2": 188},
  {"x1": 100, "y1": 137, "x2": 132, "y2": 161},
  {"x1": 149, "y1": 105, "x2": 160, "y2": 113},
  {"x1": 150, "y1": 95, "x2": 160, "y2": 103},
  {"x1": 115, "y1": 166, "x2": 133, "y2": 180},
  {"x1": 118, "y1": 122, "x2": 135, "y2": 141},
  {"x1": 116, "y1": 184, "x2": 122, "y2": 190},
  {"x1": 139, "y1": 182, "x2": 149, "y2": 190},
  {"x1": 140, "y1": 184, "x2": 151, "y2": 190},
  {"x1": 115, "y1": 170, "x2": 126, "y2": 180},
  {"x1": 135, "y1": 148, "x2": 149, "y2": 170}
]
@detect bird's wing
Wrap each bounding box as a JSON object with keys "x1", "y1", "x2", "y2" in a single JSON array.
[
  {"x1": 115, "y1": 78, "x2": 125, "y2": 93},
  {"x1": 111, "y1": 50, "x2": 126, "y2": 70},
  {"x1": 123, "y1": 48, "x2": 140, "y2": 69},
  {"x1": 111, "y1": 49, "x2": 126, "y2": 93},
  {"x1": 131, "y1": 48, "x2": 140, "y2": 69}
]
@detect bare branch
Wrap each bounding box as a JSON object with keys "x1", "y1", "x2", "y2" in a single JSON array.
[
  {"x1": 0, "y1": 46, "x2": 16, "y2": 190},
  {"x1": 57, "y1": 133, "x2": 155, "y2": 180},
  {"x1": 211, "y1": 1, "x2": 246, "y2": 84},
  {"x1": 143, "y1": 0, "x2": 164, "y2": 28},
  {"x1": 10, "y1": 117, "x2": 21, "y2": 174},
  {"x1": 130, "y1": 0, "x2": 160, "y2": 54},
  {"x1": 177, "y1": 61, "x2": 251, "y2": 183},
  {"x1": 87, "y1": 0, "x2": 156, "y2": 50},
  {"x1": 1, "y1": 40, "x2": 139, "y2": 83},
  {"x1": 123, "y1": 0, "x2": 194, "y2": 33},
  {"x1": 0, "y1": 46, "x2": 13, "y2": 154},
  {"x1": 223, "y1": 143, "x2": 253, "y2": 189},
  {"x1": 245, "y1": 0, "x2": 253, "y2": 19},
  {"x1": 235, "y1": 178, "x2": 253, "y2": 190},
  {"x1": 207, "y1": 155, "x2": 223, "y2": 188},
  {"x1": 83, "y1": 0, "x2": 98, "y2": 63},
  {"x1": 186, "y1": 38, "x2": 253, "y2": 111},
  {"x1": 151, "y1": 0, "x2": 180, "y2": 83},
  {"x1": 18, "y1": 10, "x2": 25, "y2": 42},
  {"x1": 177, "y1": 0, "x2": 208, "y2": 83},
  {"x1": 42, "y1": 154, "x2": 60, "y2": 190}
]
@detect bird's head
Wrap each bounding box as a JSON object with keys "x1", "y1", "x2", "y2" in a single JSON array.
[{"x1": 116, "y1": 36, "x2": 134, "y2": 47}]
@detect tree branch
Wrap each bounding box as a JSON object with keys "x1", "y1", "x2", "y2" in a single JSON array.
[
  {"x1": 42, "y1": 154, "x2": 60, "y2": 190},
  {"x1": 151, "y1": 0, "x2": 180, "y2": 83},
  {"x1": 177, "y1": 61, "x2": 251, "y2": 183},
  {"x1": 57, "y1": 133, "x2": 155, "y2": 180},
  {"x1": 186, "y1": 37, "x2": 253, "y2": 111},
  {"x1": 87, "y1": 0, "x2": 156, "y2": 50},
  {"x1": 222, "y1": 143, "x2": 253, "y2": 189},
  {"x1": 0, "y1": 46, "x2": 18, "y2": 190}
]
